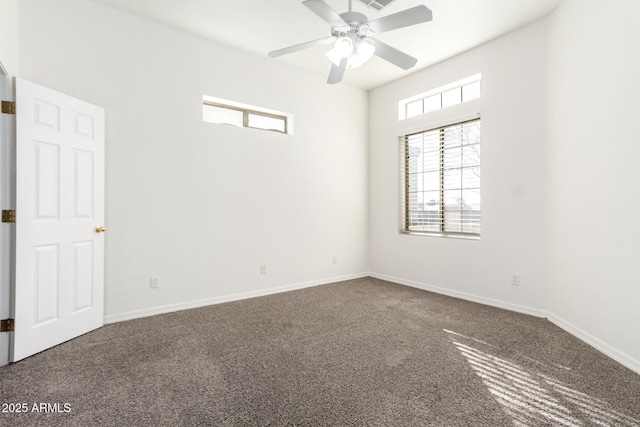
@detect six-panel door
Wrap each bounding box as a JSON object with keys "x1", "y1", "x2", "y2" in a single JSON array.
[{"x1": 13, "y1": 78, "x2": 105, "y2": 361}]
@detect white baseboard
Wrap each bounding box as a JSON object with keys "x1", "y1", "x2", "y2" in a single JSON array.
[
  {"x1": 369, "y1": 272, "x2": 640, "y2": 375},
  {"x1": 369, "y1": 272, "x2": 548, "y2": 318},
  {"x1": 103, "y1": 272, "x2": 369, "y2": 324},
  {"x1": 104, "y1": 271, "x2": 640, "y2": 375},
  {"x1": 545, "y1": 313, "x2": 640, "y2": 375}
]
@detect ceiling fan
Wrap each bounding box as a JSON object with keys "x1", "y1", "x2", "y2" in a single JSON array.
[{"x1": 269, "y1": 0, "x2": 433, "y2": 84}]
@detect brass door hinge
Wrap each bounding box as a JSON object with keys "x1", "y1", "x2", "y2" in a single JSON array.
[
  {"x1": 1, "y1": 319, "x2": 14, "y2": 333},
  {"x1": 1, "y1": 100, "x2": 15, "y2": 115},
  {"x1": 1, "y1": 210, "x2": 15, "y2": 223}
]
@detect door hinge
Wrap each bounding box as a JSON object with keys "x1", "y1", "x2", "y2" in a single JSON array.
[
  {"x1": 1, "y1": 210, "x2": 15, "y2": 223},
  {"x1": 1, "y1": 100, "x2": 16, "y2": 115},
  {"x1": 1, "y1": 319, "x2": 14, "y2": 333}
]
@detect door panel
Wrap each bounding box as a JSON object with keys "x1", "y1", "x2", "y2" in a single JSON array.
[
  {"x1": 13, "y1": 78, "x2": 105, "y2": 362},
  {"x1": 33, "y1": 244, "x2": 59, "y2": 325},
  {"x1": 35, "y1": 142, "x2": 60, "y2": 219},
  {"x1": 74, "y1": 150, "x2": 94, "y2": 218},
  {"x1": 73, "y1": 240, "x2": 94, "y2": 312}
]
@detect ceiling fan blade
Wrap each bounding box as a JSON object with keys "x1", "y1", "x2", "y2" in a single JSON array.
[
  {"x1": 366, "y1": 5, "x2": 433, "y2": 34},
  {"x1": 303, "y1": 0, "x2": 348, "y2": 27},
  {"x1": 327, "y1": 58, "x2": 347, "y2": 84},
  {"x1": 371, "y1": 39, "x2": 417, "y2": 70},
  {"x1": 269, "y1": 36, "x2": 336, "y2": 57}
]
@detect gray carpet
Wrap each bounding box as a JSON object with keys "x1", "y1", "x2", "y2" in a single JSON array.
[{"x1": 0, "y1": 277, "x2": 639, "y2": 426}]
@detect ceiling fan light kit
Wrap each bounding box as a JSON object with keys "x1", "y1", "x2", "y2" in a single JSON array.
[
  {"x1": 268, "y1": 0, "x2": 433, "y2": 84},
  {"x1": 325, "y1": 47, "x2": 344, "y2": 67},
  {"x1": 348, "y1": 37, "x2": 376, "y2": 69},
  {"x1": 334, "y1": 36, "x2": 354, "y2": 57}
]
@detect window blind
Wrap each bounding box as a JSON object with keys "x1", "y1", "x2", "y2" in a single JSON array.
[{"x1": 400, "y1": 118, "x2": 481, "y2": 236}]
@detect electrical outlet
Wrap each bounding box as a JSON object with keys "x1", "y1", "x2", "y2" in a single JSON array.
[
  {"x1": 150, "y1": 276, "x2": 159, "y2": 289},
  {"x1": 512, "y1": 273, "x2": 521, "y2": 286},
  {"x1": 260, "y1": 264, "x2": 267, "y2": 275},
  {"x1": 332, "y1": 255, "x2": 338, "y2": 265}
]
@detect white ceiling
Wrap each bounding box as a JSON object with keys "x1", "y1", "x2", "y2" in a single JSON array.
[{"x1": 90, "y1": 0, "x2": 563, "y2": 90}]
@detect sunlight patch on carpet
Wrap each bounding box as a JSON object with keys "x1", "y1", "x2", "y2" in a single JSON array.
[{"x1": 446, "y1": 330, "x2": 639, "y2": 427}]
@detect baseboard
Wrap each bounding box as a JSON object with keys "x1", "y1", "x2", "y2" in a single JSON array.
[
  {"x1": 104, "y1": 271, "x2": 640, "y2": 375},
  {"x1": 545, "y1": 313, "x2": 640, "y2": 375},
  {"x1": 369, "y1": 272, "x2": 640, "y2": 375},
  {"x1": 369, "y1": 272, "x2": 548, "y2": 318},
  {"x1": 103, "y1": 272, "x2": 369, "y2": 324}
]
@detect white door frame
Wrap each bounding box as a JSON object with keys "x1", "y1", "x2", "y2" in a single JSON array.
[{"x1": 0, "y1": 60, "x2": 15, "y2": 367}]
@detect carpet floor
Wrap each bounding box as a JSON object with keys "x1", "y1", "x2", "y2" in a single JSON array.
[{"x1": 0, "y1": 277, "x2": 639, "y2": 426}]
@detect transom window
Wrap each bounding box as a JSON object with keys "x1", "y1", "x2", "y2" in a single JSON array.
[
  {"x1": 400, "y1": 118, "x2": 481, "y2": 237},
  {"x1": 202, "y1": 96, "x2": 292, "y2": 134},
  {"x1": 398, "y1": 74, "x2": 481, "y2": 120}
]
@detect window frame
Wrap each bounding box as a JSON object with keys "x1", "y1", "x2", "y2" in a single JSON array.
[
  {"x1": 202, "y1": 99, "x2": 290, "y2": 135},
  {"x1": 400, "y1": 116, "x2": 481, "y2": 239},
  {"x1": 398, "y1": 73, "x2": 482, "y2": 121}
]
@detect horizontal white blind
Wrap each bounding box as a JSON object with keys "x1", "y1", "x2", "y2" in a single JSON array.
[{"x1": 401, "y1": 118, "x2": 481, "y2": 236}]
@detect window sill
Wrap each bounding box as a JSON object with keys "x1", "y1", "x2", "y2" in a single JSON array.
[{"x1": 400, "y1": 231, "x2": 481, "y2": 241}]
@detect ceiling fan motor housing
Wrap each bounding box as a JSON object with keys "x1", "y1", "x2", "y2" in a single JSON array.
[{"x1": 335, "y1": 11, "x2": 371, "y2": 36}]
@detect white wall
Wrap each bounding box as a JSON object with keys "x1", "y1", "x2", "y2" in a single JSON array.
[
  {"x1": 369, "y1": 19, "x2": 550, "y2": 316},
  {"x1": 17, "y1": 0, "x2": 369, "y2": 321},
  {"x1": 546, "y1": 0, "x2": 640, "y2": 371},
  {"x1": 0, "y1": 0, "x2": 19, "y2": 76},
  {"x1": 369, "y1": 1, "x2": 640, "y2": 373}
]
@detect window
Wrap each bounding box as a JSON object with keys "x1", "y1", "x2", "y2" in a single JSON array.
[
  {"x1": 358, "y1": 0, "x2": 397, "y2": 10},
  {"x1": 398, "y1": 74, "x2": 482, "y2": 120},
  {"x1": 203, "y1": 103, "x2": 243, "y2": 127},
  {"x1": 202, "y1": 96, "x2": 291, "y2": 134},
  {"x1": 400, "y1": 118, "x2": 481, "y2": 237}
]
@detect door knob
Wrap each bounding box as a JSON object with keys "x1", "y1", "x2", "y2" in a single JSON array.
[{"x1": 95, "y1": 226, "x2": 106, "y2": 233}]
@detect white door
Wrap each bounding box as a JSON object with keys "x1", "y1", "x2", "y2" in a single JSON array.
[{"x1": 13, "y1": 78, "x2": 105, "y2": 362}]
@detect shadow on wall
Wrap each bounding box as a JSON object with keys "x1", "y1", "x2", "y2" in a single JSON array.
[{"x1": 445, "y1": 330, "x2": 639, "y2": 427}]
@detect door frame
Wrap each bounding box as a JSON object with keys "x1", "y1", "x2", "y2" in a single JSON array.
[{"x1": 0, "y1": 60, "x2": 15, "y2": 367}]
